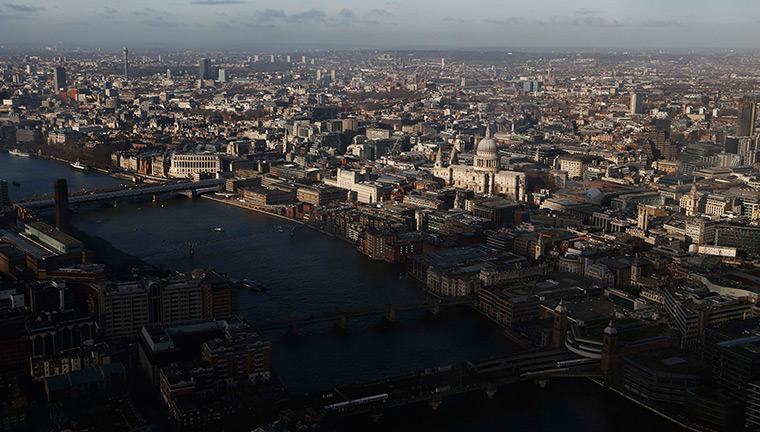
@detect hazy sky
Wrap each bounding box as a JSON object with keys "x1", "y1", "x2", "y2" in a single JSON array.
[{"x1": 0, "y1": 0, "x2": 758, "y2": 50}]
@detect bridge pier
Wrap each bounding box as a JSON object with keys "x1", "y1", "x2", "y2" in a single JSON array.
[
  {"x1": 485, "y1": 382, "x2": 498, "y2": 399},
  {"x1": 335, "y1": 315, "x2": 347, "y2": 330},
  {"x1": 430, "y1": 393, "x2": 442, "y2": 410},
  {"x1": 385, "y1": 307, "x2": 396, "y2": 323},
  {"x1": 430, "y1": 302, "x2": 440, "y2": 316},
  {"x1": 371, "y1": 404, "x2": 383, "y2": 422}
]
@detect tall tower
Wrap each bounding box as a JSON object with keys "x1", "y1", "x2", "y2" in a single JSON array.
[
  {"x1": 637, "y1": 204, "x2": 649, "y2": 231},
  {"x1": 630, "y1": 92, "x2": 643, "y2": 114},
  {"x1": 54, "y1": 179, "x2": 70, "y2": 234},
  {"x1": 198, "y1": 58, "x2": 211, "y2": 80},
  {"x1": 123, "y1": 47, "x2": 129, "y2": 79},
  {"x1": 53, "y1": 67, "x2": 66, "y2": 92},
  {"x1": 281, "y1": 129, "x2": 290, "y2": 155},
  {"x1": 631, "y1": 254, "x2": 642, "y2": 284},
  {"x1": 739, "y1": 97, "x2": 756, "y2": 137},
  {"x1": 601, "y1": 321, "x2": 619, "y2": 383},
  {"x1": 686, "y1": 177, "x2": 699, "y2": 216},
  {"x1": 535, "y1": 234, "x2": 545, "y2": 259},
  {"x1": 552, "y1": 301, "x2": 568, "y2": 348}
]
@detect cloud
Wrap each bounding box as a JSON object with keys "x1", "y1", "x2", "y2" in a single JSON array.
[
  {"x1": 192, "y1": 1, "x2": 246, "y2": 5},
  {"x1": 143, "y1": 17, "x2": 178, "y2": 27},
  {"x1": 574, "y1": 8, "x2": 600, "y2": 15},
  {"x1": 130, "y1": 11, "x2": 149, "y2": 16},
  {"x1": 369, "y1": 9, "x2": 393, "y2": 17},
  {"x1": 535, "y1": 12, "x2": 624, "y2": 28},
  {"x1": 337, "y1": 8, "x2": 356, "y2": 20},
  {"x1": 443, "y1": 16, "x2": 472, "y2": 24},
  {"x1": 255, "y1": 8, "x2": 286, "y2": 21},
  {"x1": 4, "y1": 3, "x2": 45, "y2": 13},
  {"x1": 290, "y1": 8, "x2": 326, "y2": 22},
  {"x1": 484, "y1": 17, "x2": 521, "y2": 25},
  {"x1": 103, "y1": 7, "x2": 118, "y2": 15},
  {"x1": 639, "y1": 19, "x2": 682, "y2": 27}
]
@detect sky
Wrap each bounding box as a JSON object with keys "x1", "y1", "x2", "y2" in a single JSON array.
[{"x1": 0, "y1": 0, "x2": 759, "y2": 51}]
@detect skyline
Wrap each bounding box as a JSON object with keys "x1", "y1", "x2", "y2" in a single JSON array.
[{"x1": 1, "y1": 0, "x2": 759, "y2": 50}]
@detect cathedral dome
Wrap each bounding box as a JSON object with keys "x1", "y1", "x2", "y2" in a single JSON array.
[{"x1": 477, "y1": 137, "x2": 497, "y2": 155}]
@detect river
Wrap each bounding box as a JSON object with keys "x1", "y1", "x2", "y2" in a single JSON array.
[
  {"x1": 0, "y1": 151, "x2": 124, "y2": 201},
  {"x1": 1, "y1": 153, "x2": 683, "y2": 431}
]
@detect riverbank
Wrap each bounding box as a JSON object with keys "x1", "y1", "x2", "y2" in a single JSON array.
[{"x1": 201, "y1": 194, "x2": 338, "y2": 238}]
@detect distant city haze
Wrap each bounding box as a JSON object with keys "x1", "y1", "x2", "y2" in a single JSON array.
[{"x1": 0, "y1": 0, "x2": 758, "y2": 50}]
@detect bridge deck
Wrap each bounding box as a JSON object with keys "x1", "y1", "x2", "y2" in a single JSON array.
[
  {"x1": 252, "y1": 295, "x2": 477, "y2": 330},
  {"x1": 312, "y1": 348, "x2": 597, "y2": 417},
  {"x1": 16, "y1": 179, "x2": 225, "y2": 210}
]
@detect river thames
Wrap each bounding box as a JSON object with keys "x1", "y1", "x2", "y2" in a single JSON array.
[{"x1": 0, "y1": 151, "x2": 681, "y2": 431}]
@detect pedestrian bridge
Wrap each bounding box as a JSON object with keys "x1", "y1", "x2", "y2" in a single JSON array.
[{"x1": 252, "y1": 295, "x2": 478, "y2": 332}]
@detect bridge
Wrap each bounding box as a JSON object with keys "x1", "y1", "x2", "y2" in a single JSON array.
[
  {"x1": 14, "y1": 179, "x2": 225, "y2": 211},
  {"x1": 252, "y1": 295, "x2": 477, "y2": 333},
  {"x1": 309, "y1": 348, "x2": 602, "y2": 420},
  {"x1": 219, "y1": 348, "x2": 603, "y2": 430}
]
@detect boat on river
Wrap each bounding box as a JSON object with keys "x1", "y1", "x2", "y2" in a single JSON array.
[
  {"x1": 240, "y1": 279, "x2": 266, "y2": 291},
  {"x1": 8, "y1": 149, "x2": 30, "y2": 158},
  {"x1": 70, "y1": 161, "x2": 91, "y2": 171}
]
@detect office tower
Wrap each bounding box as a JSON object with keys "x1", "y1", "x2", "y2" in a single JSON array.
[
  {"x1": 123, "y1": 46, "x2": 129, "y2": 79},
  {"x1": 738, "y1": 98, "x2": 756, "y2": 136},
  {"x1": 218, "y1": 69, "x2": 227, "y2": 83},
  {"x1": 441, "y1": 57, "x2": 445, "y2": 69},
  {"x1": 166, "y1": 68, "x2": 172, "y2": 79},
  {"x1": 725, "y1": 136, "x2": 740, "y2": 154},
  {"x1": 653, "y1": 113, "x2": 674, "y2": 160},
  {"x1": 286, "y1": 55, "x2": 291, "y2": 63},
  {"x1": 198, "y1": 58, "x2": 211, "y2": 80},
  {"x1": 655, "y1": 114, "x2": 671, "y2": 137},
  {"x1": 98, "y1": 282, "x2": 149, "y2": 341},
  {"x1": 738, "y1": 136, "x2": 757, "y2": 165},
  {"x1": 302, "y1": 55, "x2": 307, "y2": 64},
  {"x1": 53, "y1": 67, "x2": 66, "y2": 92},
  {"x1": 253, "y1": 55, "x2": 259, "y2": 62},
  {"x1": 54, "y1": 179, "x2": 70, "y2": 234},
  {"x1": 270, "y1": 55, "x2": 275, "y2": 63},
  {"x1": 630, "y1": 93, "x2": 643, "y2": 114},
  {"x1": 310, "y1": 58, "x2": 315, "y2": 65},
  {"x1": 316, "y1": 69, "x2": 322, "y2": 82},
  {"x1": 0, "y1": 180, "x2": 9, "y2": 208}
]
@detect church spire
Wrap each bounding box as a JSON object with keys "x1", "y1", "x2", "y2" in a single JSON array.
[{"x1": 435, "y1": 145, "x2": 443, "y2": 167}]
